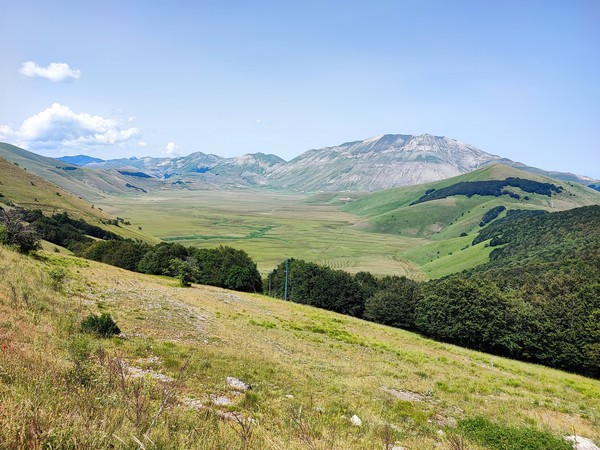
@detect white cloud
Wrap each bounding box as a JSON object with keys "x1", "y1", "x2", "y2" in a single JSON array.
[
  {"x1": 164, "y1": 142, "x2": 182, "y2": 156},
  {"x1": 255, "y1": 119, "x2": 262, "y2": 124},
  {"x1": 20, "y1": 61, "x2": 81, "y2": 82},
  {"x1": 0, "y1": 103, "x2": 140, "y2": 153},
  {"x1": 0, "y1": 124, "x2": 15, "y2": 140}
]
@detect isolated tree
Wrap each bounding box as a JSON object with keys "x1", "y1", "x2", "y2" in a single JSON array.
[{"x1": 0, "y1": 208, "x2": 41, "y2": 253}]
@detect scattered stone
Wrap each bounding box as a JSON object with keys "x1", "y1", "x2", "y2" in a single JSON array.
[
  {"x1": 314, "y1": 406, "x2": 324, "y2": 413},
  {"x1": 390, "y1": 446, "x2": 405, "y2": 450},
  {"x1": 432, "y1": 414, "x2": 457, "y2": 427},
  {"x1": 382, "y1": 386, "x2": 423, "y2": 402},
  {"x1": 566, "y1": 435, "x2": 600, "y2": 450},
  {"x1": 210, "y1": 394, "x2": 233, "y2": 406},
  {"x1": 285, "y1": 394, "x2": 294, "y2": 399},
  {"x1": 127, "y1": 365, "x2": 173, "y2": 383},
  {"x1": 350, "y1": 415, "x2": 362, "y2": 427},
  {"x1": 227, "y1": 376, "x2": 250, "y2": 391},
  {"x1": 182, "y1": 397, "x2": 203, "y2": 410},
  {"x1": 117, "y1": 332, "x2": 144, "y2": 340}
]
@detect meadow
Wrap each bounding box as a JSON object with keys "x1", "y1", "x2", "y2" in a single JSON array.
[
  {"x1": 1, "y1": 246, "x2": 598, "y2": 449},
  {"x1": 98, "y1": 189, "x2": 431, "y2": 278}
]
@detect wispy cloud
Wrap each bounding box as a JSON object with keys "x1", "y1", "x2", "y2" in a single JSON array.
[
  {"x1": 19, "y1": 61, "x2": 81, "y2": 82},
  {"x1": 0, "y1": 103, "x2": 140, "y2": 153}
]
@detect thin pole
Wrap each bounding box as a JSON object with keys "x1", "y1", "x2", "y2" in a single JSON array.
[
  {"x1": 284, "y1": 259, "x2": 289, "y2": 301},
  {"x1": 268, "y1": 272, "x2": 272, "y2": 297}
]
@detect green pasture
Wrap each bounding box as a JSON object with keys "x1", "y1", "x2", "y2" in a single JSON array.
[{"x1": 98, "y1": 190, "x2": 430, "y2": 277}]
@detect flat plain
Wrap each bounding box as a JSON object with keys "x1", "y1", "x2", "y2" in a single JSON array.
[{"x1": 99, "y1": 189, "x2": 430, "y2": 278}]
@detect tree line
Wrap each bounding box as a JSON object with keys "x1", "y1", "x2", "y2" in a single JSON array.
[
  {"x1": 411, "y1": 177, "x2": 562, "y2": 205},
  {"x1": 0, "y1": 207, "x2": 262, "y2": 293}
]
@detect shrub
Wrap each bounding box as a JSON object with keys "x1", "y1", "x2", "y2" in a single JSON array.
[
  {"x1": 80, "y1": 313, "x2": 121, "y2": 337},
  {"x1": 458, "y1": 417, "x2": 571, "y2": 450},
  {"x1": 0, "y1": 208, "x2": 41, "y2": 254}
]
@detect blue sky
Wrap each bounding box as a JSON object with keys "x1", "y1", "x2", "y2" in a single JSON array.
[{"x1": 1, "y1": 1, "x2": 599, "y2": 177}]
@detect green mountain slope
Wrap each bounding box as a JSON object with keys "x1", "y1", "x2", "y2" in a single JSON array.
[
  {"x1": 0, "y1": 142, "x2": 162, "y2": 201},
  {"x1": 343, "y1": 164, "x2": 600, "y2": 278},
  {"x1": 417, "y1": 205, "x2": 600, "y2": 376}
]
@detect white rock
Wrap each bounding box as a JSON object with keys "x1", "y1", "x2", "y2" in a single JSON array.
[
  {"x1": 350, "y1": 414, "x2": 362, "y2": 427},
  {"x1": 210, "y1": 395, "x2": 233, "y2": 406},
  {"x1": 227, "y1": 376, "x2": 250, "y2": 391},
  {"x1": 565, "y1": 435, "x2": 600, "y2": 450}
]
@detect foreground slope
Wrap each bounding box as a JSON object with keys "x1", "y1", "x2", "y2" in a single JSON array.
[{"x1": 0, "y1": 247, "x2": 598, "y2": 449}]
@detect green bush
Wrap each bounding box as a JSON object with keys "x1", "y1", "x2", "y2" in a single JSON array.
[
  {"x1": 459, "y1": 417, "x2": 571, "y2": 450},
  {"x1": 80, "y1": 313, "x2": 121, "y2": 337}
]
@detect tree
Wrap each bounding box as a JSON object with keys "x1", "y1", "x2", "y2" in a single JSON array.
[
  {"x1": 364, "y1": 276, "x2": 421, "y2": 329},
  {"x1": 0, "y1": 208, "x2": 41, "y2": 253},
  {"x1": 416, "y1": 277, "x2": 513, "y2": 353},
  {"x1": 137, "y1": 242, "x2": 190, "y2": 275}
]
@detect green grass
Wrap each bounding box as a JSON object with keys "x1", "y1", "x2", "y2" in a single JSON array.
[
  {"x1": 1, "y1": 246, "x2": 599, "y2": 449},
  {"x1": 96, "y1": 189, "x2": 427, "y2": 278}
]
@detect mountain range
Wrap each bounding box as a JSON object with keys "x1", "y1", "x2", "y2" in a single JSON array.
[
  {"x1": 59, "y1": 133, "x2": 598, "y2": 192},
  {"x1": 2, "y1": 134, "x2": 597, "y2": 198}
]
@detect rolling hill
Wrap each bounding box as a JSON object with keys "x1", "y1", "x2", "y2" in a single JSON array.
[
  {"x1": 0, "y1": 142, "x2": 164, "y2": 201},
  {"x1": 344, "y1": 164, "x2": 600, "y2": 239},
  {"x1": 0, "y1": 156, "x2": 157, "y2": 243},
  {"x1": 343, "y1": 164, "x2": 600, "y2": 278}
]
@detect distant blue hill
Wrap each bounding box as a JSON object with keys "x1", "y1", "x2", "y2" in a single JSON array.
[{"x1": 57, "y1": 155, "x2": 105, "y2": 166}]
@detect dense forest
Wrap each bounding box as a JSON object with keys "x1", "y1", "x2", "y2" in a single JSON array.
[{"x1": 411, "y1": 177, "x2": 562, "y2": 205}]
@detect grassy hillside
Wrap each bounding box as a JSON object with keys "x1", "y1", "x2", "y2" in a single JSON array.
[
  {"x1": 0, "y1": 246, "x2": 598, "y2": 449},
  {"x1": 343, "y1": 164, "x2": 600, "y2": 237},
  {"x1": 0, "y1": 142, "x2": 162, "y2": 202},
  {"x1": 342, "y1": 164, "x2": 600, "y2": 278},
  {"x1": 0, "y1": 157, "x2": 158, "y2": 243}
]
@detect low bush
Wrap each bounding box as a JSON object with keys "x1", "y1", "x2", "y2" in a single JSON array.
[
  {"x1": 80, "y1": 313, "x2": 121, "y2": 337},
  {"x1": 458, "y1": 417, "x2": 571, "y2": 450}
]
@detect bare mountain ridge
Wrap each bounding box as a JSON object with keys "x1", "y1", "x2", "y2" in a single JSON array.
[
  {"x1": 9, "y1": 134, "x2": 598, "y2": 193},
  {"x1": 267, "y1": 134, "x2": 503, "y2": 191}
]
